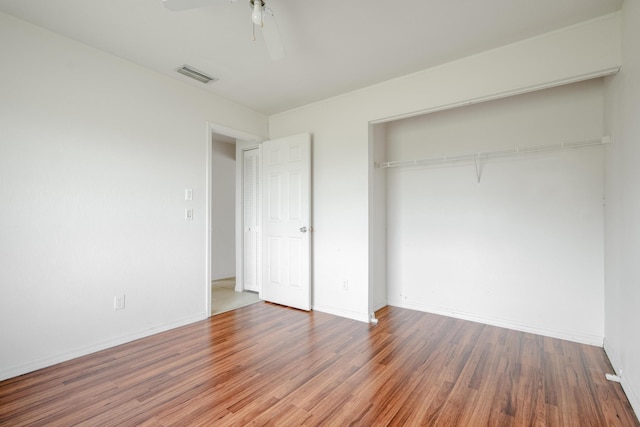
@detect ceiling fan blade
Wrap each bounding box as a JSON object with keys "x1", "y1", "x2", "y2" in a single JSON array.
[
  {"x1": 162, "y1": 0, "x2": 220, "y2": 12},
  {"x1": 261, "y1": 10, "x2": 286, "y2": 60}
]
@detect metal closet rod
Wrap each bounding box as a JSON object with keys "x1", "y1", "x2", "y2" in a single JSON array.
[{"x1": 377, "y1": 136, "x2": 611, "y2": 169}]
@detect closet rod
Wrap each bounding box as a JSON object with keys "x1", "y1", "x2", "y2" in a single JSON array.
[{"x1": 377, "y1": 136, "x2": 610, "y2": 169}]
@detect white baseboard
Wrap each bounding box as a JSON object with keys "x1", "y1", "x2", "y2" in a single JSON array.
[
  {"x1": 372, "y1": 301, "x2": 387, "y2": 312},
  {"x1": 313, "y1": 304, "x2": 370, "y2": 323},
  {"x1": 604, "y1": 339, "x2": 640, "y2": 419},
  {"x1": 387, "y1": 299, "x2": 604, "y2": 346},
  {"x1": 0, "y1": 312, "x2": 208, "y2": 382},
  {"x1": 211, "y1": 276, "x2": 235, "y2": 283}
]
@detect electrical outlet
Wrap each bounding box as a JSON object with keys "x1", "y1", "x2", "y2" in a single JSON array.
[
  {"x1": 114, "y1": 295, "x2": 126, "y2": 310},
  {"x1": 342, "y1": 280, "x2": 348, "y2": 291}
]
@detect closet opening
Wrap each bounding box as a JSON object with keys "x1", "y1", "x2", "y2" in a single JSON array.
[{"x1": 368, "y1": 79, "x2": 607, "y2": 345}]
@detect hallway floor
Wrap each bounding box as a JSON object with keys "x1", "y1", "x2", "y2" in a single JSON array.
[{"x1": 211, "y1": 278, "x2": 261, "y2": 315}]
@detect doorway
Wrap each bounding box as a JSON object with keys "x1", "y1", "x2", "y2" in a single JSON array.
[
  {"x1": 206, "y1": 123, "x2": 263, "y2": 316},
  {"x1": 206, "y1": 126, "x2": 313, "y2": 316}
]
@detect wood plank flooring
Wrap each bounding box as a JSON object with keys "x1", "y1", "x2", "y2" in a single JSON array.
[{"x1": 0, "y1": 303, "x2": 637, "y2": 426}]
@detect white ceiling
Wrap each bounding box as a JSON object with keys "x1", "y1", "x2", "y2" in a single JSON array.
[{"x1": 0, "y1": 0, "x2": 623, "y2": 115}]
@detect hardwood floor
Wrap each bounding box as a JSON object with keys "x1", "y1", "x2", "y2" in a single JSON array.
[{"x1": 0, "y1": 303, "x2": 637, "y2": 426}]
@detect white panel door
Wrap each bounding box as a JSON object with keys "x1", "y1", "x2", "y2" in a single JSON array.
[
  {"x1": 262, "y1": 133, "x2": 311, "y2": 310},
  {"x1": 243, "y1": 148, "x2": 260, "y2": 292}
]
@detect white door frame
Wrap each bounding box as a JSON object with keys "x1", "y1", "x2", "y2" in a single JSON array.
[{"x1": 205, "y1": 122, "x2": 262, "y2": 317}]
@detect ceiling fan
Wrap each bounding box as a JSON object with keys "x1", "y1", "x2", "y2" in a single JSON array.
[{"x1": 163, "y1": 0, "x2": 286, "y2": 60}]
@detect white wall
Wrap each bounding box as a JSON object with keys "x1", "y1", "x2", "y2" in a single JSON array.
[
  {"x1": 211, "y1": 139, "x2": 236, "y2": 280},
  {"x1": 384, "y1": 80, "x2": 605, "y2": 344},
  {"x1": 603, "y1": 0, "x2": 640, "y2": 416},
  {"x1": 270, "y1": 13, "x2": 621, "y2": 323},
  {"x1": 0, "y1": 12, "x2": 267, "y2": 380}
]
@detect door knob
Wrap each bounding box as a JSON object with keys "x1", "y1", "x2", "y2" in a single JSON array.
[{"x1": 300, "y1": 226, "x2": 308, "y2": 233}]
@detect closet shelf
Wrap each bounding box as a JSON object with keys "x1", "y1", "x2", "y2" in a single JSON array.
[{"x1": 376, "y1": 136, "x2": 610, "y2": 169}]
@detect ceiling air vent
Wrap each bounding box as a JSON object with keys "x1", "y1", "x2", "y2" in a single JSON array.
[{"x1": 177, "y1": 65, "x2": 217, "y2": 84}]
